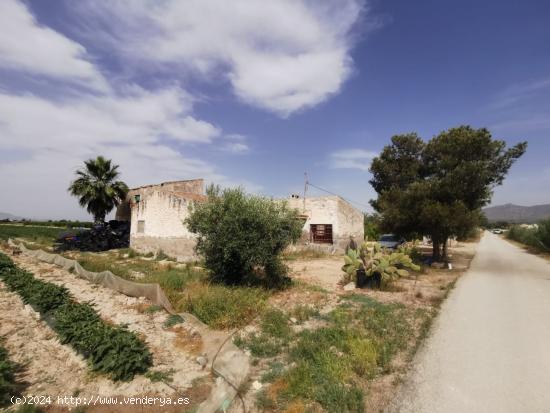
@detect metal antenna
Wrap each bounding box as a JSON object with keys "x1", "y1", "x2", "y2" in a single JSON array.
[{"x1": 303, "y1": 172, "x2": 308, "y2": 212}]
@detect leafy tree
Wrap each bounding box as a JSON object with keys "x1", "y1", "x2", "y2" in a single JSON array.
[
  {"x1": 68, "y1": 156, "x2": 129, "y2": 223},
  {"x1": 185, "y1": 185, "x2": 303, "y2": 287},
  {"x1": 370, "y1": 126, "x2": 526, "y2": 261},
  {"x1": 363, "y1": 213, "x2": 381, "y2": 241}
]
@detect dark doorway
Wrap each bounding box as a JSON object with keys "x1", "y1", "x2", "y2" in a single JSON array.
[{"x1": 310, "y1": 224, "x2": 333, "y2": 244}]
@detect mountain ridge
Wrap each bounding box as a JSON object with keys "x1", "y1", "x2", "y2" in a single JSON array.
[
  {"x1": 0, "y1": 212, "x2": 24, "y2": 220},
  {"x1": 483, "y1": 203, "x2": 550, "y2": 223}
]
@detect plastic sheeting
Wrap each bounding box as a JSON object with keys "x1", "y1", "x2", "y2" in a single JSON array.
[
  {"x1": 8, "y1": 239, "x2": 251, "y2": 413},
  {"x1": 8, "y1": 239, "x2": 175, "y2": 314}
]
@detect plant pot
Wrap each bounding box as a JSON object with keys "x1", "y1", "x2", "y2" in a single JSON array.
[{"x1": 355, "y1": 269, "x2": 381, "y2": 289}]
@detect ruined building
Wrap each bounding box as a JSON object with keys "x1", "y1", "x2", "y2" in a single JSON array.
[
  {"x1": 115, "y1": 179, "x2": 205, "y2": 261},
  {"x1": 285, "y1": 195, "x2": 364, "y2": 252},
  {"x1": 117, "y1": 179, "x2": 365, "y2": 260}
]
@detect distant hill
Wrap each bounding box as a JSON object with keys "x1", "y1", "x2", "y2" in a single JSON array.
[
  {"x1": 483, "y1": 203, "x2": 550, "y2": 223},
  {"x1": 0, "y1": 212, "x2": 23, "y2": 221}
]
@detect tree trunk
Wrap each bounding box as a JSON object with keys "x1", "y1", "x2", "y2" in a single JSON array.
[
  {"x1": 442, "y1": 237, "x2": 448, "y2": 261},
  {"x1": 432, "y1": 237, "x2": 441, "y2": 262},
  {"x1": 94, "y1": 214, "x2": 106, "y2": 225}
]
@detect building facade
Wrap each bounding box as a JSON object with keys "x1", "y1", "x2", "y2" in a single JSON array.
[
  {"x1": 116, "y1": 179, "x2": 205, "y2": 261},
  {"x1": 116, "y1": 181, "x2": 365, "y2": 259},
  {"x1": 285, "y1": 195, "x2": 364, "y2": 252}
]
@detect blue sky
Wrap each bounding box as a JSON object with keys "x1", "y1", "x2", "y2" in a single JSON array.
[{"x1": 0, "y1": 0, "x2": 549, "y2": 220}]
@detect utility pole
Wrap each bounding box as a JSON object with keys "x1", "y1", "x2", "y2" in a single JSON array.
[{"x1": 303, "y1": 172, "x2": 308, "y2": 212}]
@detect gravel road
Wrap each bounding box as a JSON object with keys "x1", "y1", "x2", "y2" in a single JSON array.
[{"x1": 389, "y1": 232, "x2": 550, "y2": 413}]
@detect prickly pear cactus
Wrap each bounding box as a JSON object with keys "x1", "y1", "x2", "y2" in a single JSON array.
[
  {"x1": 342, "y1": 248, "x2": 364, "y2": 279},
  {"x1": 343, "y1": 241, "x2": 421, "y2": 285}
]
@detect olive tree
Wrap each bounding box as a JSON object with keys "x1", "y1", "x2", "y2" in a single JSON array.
[{"x1": 185, "y1": 185, "x2": 303, "y2": 287}]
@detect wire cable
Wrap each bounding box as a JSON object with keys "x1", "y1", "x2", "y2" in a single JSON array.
[{"x1": 306, "y1": 181, "x2": 372, "y2": 210}]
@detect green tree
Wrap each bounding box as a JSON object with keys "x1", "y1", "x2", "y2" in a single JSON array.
[
  {"x1": 370, "y1": 126, "x2": 526, "y2": 261},
  {"x1": 185, "y1": 185, "x2": 302, "y2": 287},
  {"x1": 68, "y1": 156, "x2": 129, "y2": 223},
  {"x1": 363, "y1": 213, "x2": 381, "y2": 241}
]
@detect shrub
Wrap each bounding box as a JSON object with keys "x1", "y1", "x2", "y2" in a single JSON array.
[
  {"x1": 185, "y1": 186, "x2": 302, "y2": 286},
  {"x1": 507, "y1": 221, "x2": 550, "y2": 252}
]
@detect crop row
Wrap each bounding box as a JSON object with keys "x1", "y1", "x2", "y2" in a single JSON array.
[
  {"x1": 0, "y1": 252, "x2": 152, "y2": 381},
  {"x1": 0, "y1": 341, "x2": 18, "y2": 406}
]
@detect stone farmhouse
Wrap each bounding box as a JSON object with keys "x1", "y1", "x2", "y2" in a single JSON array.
[
  {"x1": 115, "y1": 179, "x2": 206, "y2": 261},
  {"x1": 116, "y1": 179, "x2": 364, "y2": 260},
  {"x1": 286, "y1": 194, "x2": 364, "y2": 251}
]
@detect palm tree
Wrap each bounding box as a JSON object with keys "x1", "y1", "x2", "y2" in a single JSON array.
[{"x1": 68, "y1": 156, "x2": 129, "y2": 224}]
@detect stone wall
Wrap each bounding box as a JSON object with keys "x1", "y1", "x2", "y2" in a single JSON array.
[
  {"x1": 334, "y1": 197, "x2": 364, "y2": 249},
  {"x1": 116, "y1": 179, "x2": 204, "y2": 221},
  {"x1": 286, "y1": 195, "x2": 364, "y2": 251},
  {"x1": 130, "y1": 236, "x2": 198, "y2": 261},
  {"x1": 118, "y1": 179, "x2": 205, "y2": 261}
]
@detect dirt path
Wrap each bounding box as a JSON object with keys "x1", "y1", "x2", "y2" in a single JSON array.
[{"x1": 389, "y1": 232, "x2": 550, "y2": 413}]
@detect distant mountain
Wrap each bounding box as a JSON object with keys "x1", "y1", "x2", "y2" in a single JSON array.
[
  {"x1": 0, "y1": 212, "x2": 23, "y2": 220},
  {"x1": 483, "y1": 203, "x2": 550, "y2": 223}
]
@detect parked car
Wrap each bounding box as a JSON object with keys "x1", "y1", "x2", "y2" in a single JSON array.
[
  {"x1": 378, "y1": 234, "x2": 405, "y2": 250},
  {"x1": 491, "y1": 228, "x2": 504, "y2": 234}
]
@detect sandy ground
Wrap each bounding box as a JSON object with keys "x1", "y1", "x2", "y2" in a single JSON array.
[
  {"x1": 388, "y1": 232, "x2": 550, "y2": 413},
  {"x1": 287, "y1": 256, "x2": 343, "y2": 291},
  {"x1": 0, "y1": 250, "x2": 212, "y2": 412}
]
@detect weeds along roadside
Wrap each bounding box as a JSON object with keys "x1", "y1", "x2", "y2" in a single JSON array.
[
  {"x1": 233, "y1": 294, "x2": 432, "y2": 413},
  {"x1": 0, "y1": 252, "x2": 152, "y2": 381}
]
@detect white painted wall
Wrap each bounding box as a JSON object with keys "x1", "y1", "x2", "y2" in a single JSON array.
[
  {"x1": 130, "y1": 191, "x2": 195, "y2": 239},
  {"x1": 285, "y1": 195, "x2": 364, "y2": 247}
]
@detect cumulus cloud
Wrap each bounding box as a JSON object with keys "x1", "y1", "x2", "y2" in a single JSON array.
[
  {"x1": 0, "y1": 0, "x2": 366, "y2": 218},
  {"x1": 0, "y1": 0, "x2": 108, "y2": 92},
  {"x1": 0, "y1": 87, "x2": 227, "y2": 219},
  {"x1": 0, "y1": 1, "x2": 243, "y2": 219},
  {"x1": 329, "y1": 148, "x2": 377, "y2": 171},
  {"x1": 71, "y1": 0, "x2": 365, "y2": 116},
  {"x1": 0, "y1": 88, "x2": 220, "y2": 149}
]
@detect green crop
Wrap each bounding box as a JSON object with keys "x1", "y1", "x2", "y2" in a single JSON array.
[{"x1": 0, "y1": 252, "x2": 152, "y2": 381}]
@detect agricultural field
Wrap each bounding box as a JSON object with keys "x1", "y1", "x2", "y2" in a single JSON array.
[
  {"x1": 0, "y1": 230, "x2": 478, "y2": 412},
  {"x1": 0, "y1": 250, "x2": 212, "y2": 412},
  {"x1": 0, "y1": 224, "x2": 68, "y2": 249}
]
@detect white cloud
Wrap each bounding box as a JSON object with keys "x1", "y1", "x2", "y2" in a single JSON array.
[
  {"x1": 71, "y1": 0, "x2": 365, "y2": 116},
  {"x1": 0, "y1": 87, "x2": 229, "y2": 219},
  {"x1": 0, "y1": 0, "x2": 108, "y2": 92},
  {"x1": 329, "y1": 148, "x2": 377, "y2": 171},
  {"x1": 488, "y1": 78, "x2": 550, "y2": 110},
  {"x1": 220, "y1": 134, "x2": 250, "y2": 154},
  {"x1": 0, "y1": 88, "x2": 220, "y2": 149},
  {"x1": 486, "y1": 77, "x2": 550, "y2": 134}
]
